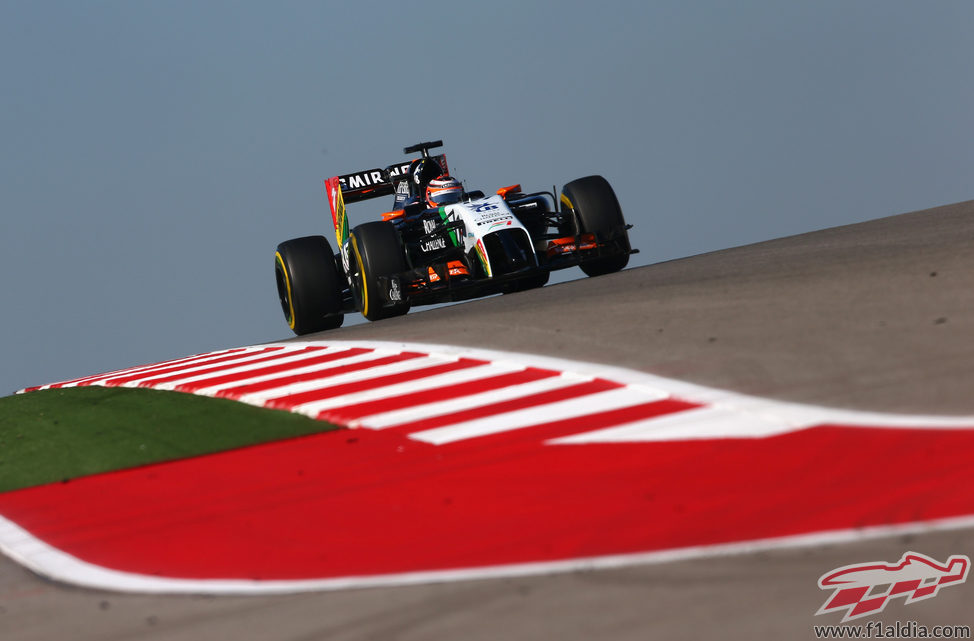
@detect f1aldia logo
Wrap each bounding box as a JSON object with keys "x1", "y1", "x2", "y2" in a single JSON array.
[{"x1": 816, "y1": 552, "x2": 970, "y2": 622}]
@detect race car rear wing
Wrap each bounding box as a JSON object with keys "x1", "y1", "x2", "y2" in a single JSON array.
[
  {"x1": 334, "y1": 163, "x2": 411, "y2": 203},
  {"x1": 325, "y1": 154, "x2": 449, "y2": 250}
]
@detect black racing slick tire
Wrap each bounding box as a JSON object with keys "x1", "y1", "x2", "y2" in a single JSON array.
[
  {"x1": 561, "y1": 175, "x2": 631, "y2": 277},
  {"x1": 275, "y1": 235, "x2": 344, "y2": 335},
  {"x1": 349, "y1": 221, "x2": 411, "y2": 322}
]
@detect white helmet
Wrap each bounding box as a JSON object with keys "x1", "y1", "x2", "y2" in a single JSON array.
[{"x1": 426, "y1": 175, "x2": 463, "y2": 207}]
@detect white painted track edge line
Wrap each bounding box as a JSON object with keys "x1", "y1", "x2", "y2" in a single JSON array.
[
  {"x1": 3, "y1": 512, "x2": 974, "y2": 595},
  {"x1": 17, "y1": 339, "x2": 974, "y2": 439},
  {"x1": 409, "y1": 387, "x2": 672, "y2": 445},
  {"x1": 291, "y1": 362, "x2": 525, "y2": 418},
  {"x1": 231, "y1": 352, "x2": 443, "y2": 404},
  {"x1": 147, "y1": 346, "x2": 338, "y2": 391},
  {"x1": 268, "y1": 340, "x2": 974, "y2": 426},
  {"x1": 71, "y1": 346, "x2": 281, "y2": 390},
  {"x1": 550, "y1": 405, "x2": 797, "y2": 444},
  {"x1": 205, "y1": 349, "x2": 397, "y2": 399},
  {"x1": 356, "y1": 373, "x2": 586, "y2": 430},
  {"x1": 16, "y1": 346, "x2": 261, "y2": 394},
  {"x1": 21, "y1": 339, "x2": 974, "y2": 434}
]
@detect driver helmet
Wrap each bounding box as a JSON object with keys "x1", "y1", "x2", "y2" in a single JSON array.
[{"x1": 426, "y1": 175, "x2": 463, "y2": 207}]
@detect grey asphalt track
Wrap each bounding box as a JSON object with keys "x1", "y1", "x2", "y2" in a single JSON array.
[{"x1": 3, "y1": 201, "x2": 973, "y2": 639}]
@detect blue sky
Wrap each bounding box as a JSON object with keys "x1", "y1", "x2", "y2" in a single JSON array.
[{"x1": 2, "y1": 1, "x2": 973, "y2": 394}]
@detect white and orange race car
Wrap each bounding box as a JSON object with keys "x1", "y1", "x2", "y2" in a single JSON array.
[{"x1": 274, "y1": 140, "x2": 636, "y2": 334}]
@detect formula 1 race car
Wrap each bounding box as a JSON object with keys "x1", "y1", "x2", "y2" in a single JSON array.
[{"x1": 274, "y1": 141, "x2": 636, "y2": 334}]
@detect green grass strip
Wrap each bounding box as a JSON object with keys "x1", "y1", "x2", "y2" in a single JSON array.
[{"x1": 0, "y1": 387, "x2": 340, "y2": 493}]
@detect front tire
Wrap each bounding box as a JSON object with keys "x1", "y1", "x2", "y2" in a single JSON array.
[
  {"x1": 561, "y1": 175, "x2": 631, "y2": 277},
  {"x1": 275, "y1": 236, "x2": 344, "y2": 335},
  {"x1": 349, "y1": 221, "x2": 411, "y2": 321}
]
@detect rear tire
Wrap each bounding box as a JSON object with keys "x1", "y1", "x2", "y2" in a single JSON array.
[
  {"x1": 561, "y1": 175, "x2": 631, "y2": 277},
  {"x1": 275, "y1": 236, "x2": 344, "y2": 335},
  {"x1": 349, "y1": 221, "x2": 411, "y2": 321}
]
